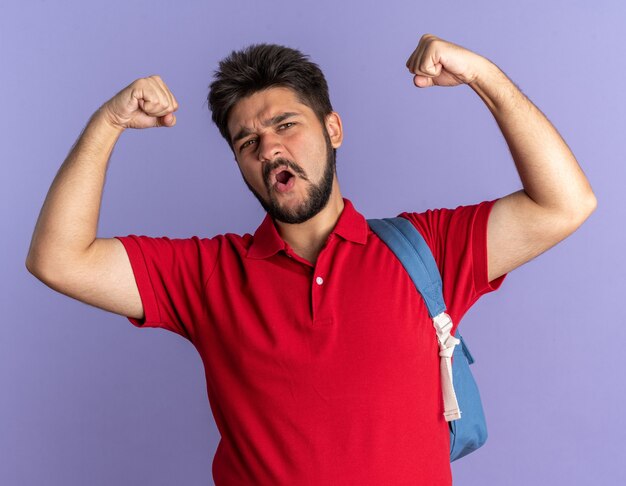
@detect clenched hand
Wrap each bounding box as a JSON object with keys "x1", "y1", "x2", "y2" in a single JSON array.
[
  {"x1": 100, "y1": 75, "x2": 179, "y2": 130},
  {"x1": 405, "y1": 34, "x2": 487, "y2": 88}
]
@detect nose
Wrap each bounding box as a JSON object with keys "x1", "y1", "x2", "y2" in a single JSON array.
[{"x1": 257, "y1": 132, "x2": 283, "y2": 163}]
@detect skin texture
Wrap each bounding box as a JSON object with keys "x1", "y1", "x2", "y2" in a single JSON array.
[
  {"x1": 404, "y1": 34, "x2": 596, "y2": 282},
  {"x1": 235, "y1": 111, "x2": 336, "y2": 225},
  {"x1": 27, "y1": 33, "x2": 597, "y2": 316},
  {"x1": 103, "y1": 75, "x2": 179, "y2": 130},
  {"x1": 224, "y1": 33, "x2": 597, "y2": 275},
  {"x1": 227, "y1": 87, "x2": 345, "y2": 263}
]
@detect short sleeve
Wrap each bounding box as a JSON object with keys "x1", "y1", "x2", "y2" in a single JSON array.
[
  {"x1": 114, "y1": 234, "x2": 220, "y2": 342},
  {"x1": 398, "y1": 198, "x2": 507, "y2": 331}
]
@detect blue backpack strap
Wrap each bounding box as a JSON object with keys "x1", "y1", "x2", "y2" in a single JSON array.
[
  {"x1": 367, "y1": 217, "x2": 445, "y2": 318},
  {"x1": 368, "y1": 216, "x2": 488, "y2": 461}
]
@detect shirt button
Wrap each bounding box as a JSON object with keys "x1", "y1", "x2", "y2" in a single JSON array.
[{"x1": 315, "y1": 276, "x2": 324, "y2": 285}]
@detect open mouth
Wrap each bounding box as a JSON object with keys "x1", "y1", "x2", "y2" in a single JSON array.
[
  {"x1": 273, "y1": 169, "x2": 296, "y2": 193},
  {"x1": 276, "y1": 170, "x2": 293, "y2": 184}
]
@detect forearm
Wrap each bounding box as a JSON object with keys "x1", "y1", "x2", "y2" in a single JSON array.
[
  {"x1": 26, "y1": 107, "x2": 124, "y2": 272},
  {"x1": 468, "y1": 59, "x2": 596, "y2": 214}
]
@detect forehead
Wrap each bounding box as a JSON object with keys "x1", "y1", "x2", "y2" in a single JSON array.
[{"x1": 227, "y1": 87, "x2": 314, "y2": 138}]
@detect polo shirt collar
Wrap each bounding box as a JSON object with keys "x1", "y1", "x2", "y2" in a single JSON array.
[{"x1": 247, "y1": 198, "x2": 369, "y2": 260}]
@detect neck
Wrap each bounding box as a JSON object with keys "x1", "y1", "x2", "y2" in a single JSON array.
[{"x1": 274, "y1": 178, "x2": 344, "y2": 264}]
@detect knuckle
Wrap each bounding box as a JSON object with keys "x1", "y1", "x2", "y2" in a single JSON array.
[{"x1": 135, "y1": 78, "x2": 150, "y2": 89}]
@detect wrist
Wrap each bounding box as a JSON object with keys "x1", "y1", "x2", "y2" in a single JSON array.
[
  {"x1": 468, "y1": 57, "x2": 503, "y2": 90},
  {"x1": 468, "y1": 59, "x2": 512, "y2": 113},
  {"x1": 93, "y1": 105, "x2": 126, "y2": 135}
]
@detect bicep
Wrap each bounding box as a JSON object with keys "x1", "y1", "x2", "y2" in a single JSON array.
[
  {"x1": 30, "y1": 238, "x2": 144, "y2": 320},
  {"x1": 486, "y1": 190, "x2": 585, "y2": 282}
]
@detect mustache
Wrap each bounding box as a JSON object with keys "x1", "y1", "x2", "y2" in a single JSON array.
[{"x1": 263, "y1": 158, "x2": 308, "y2": 185}]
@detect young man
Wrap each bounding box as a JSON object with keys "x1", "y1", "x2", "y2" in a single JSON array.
[{"x1": 26, "y1": 34, "x2": 596, "y2": 485}]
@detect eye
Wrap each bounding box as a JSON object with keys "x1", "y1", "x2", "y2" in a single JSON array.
[
  {"x1": 239, "y1": 123, "x2": 295, "y2": 152},
  {"x1": 240, "y1": 138, "x2": 257, "y2": 152}
]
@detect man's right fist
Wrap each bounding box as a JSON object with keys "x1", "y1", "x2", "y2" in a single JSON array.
[{"x1": 100, "y1": 75, "x2": 179, "y2": 130}]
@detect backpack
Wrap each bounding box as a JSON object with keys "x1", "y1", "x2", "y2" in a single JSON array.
[{"x1": 367, "y1": 216, "x2": 488, "y2": 461}]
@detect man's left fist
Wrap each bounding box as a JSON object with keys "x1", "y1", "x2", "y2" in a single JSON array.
[{"x1": 405, "y1": 34, "x2": 486, "y2": 88}]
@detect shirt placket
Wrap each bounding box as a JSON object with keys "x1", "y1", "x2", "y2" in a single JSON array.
[
  {"x1": 310, "y1": 234, "x2": 335, "y2": 326},
  {"x1": 283, "y1": 234, "x2": 336, "y2": 325}
]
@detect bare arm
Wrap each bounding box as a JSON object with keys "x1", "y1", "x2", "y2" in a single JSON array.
[
  {"x1": 468, "y1": 60, "x2": 597, "y2": 282},
  {"x1": 406, "y1": 34, "x2": 597, "y2": 283},
  {"x1": 26, "y1": 108, "x2": 123, "y2": 272},
  {"x1": 26, "y1": 75, "x2": 178, "y2": 319}
]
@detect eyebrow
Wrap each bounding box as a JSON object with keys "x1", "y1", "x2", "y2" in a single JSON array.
[{"x1": 232, "y1": 112, "x2": 301, "y2": 145}]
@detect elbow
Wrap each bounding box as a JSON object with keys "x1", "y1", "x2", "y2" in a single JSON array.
[
  {"x1": 25, "y1": 255, "x2": 41, "y2": 277},
  {"x1": 587, "y1": 191, "x2": 598, "y2": 214},
  {"x1": 566, "y1": 191, "x2": 597, "y2": 230},
  {"x1": 25, "y1": 255, "x2": 55, "y2": 288},
  {"x1": 25, "y1": 253, "x2": 35, "y2": 273},
  {"x1": 580, "y1": 191, "x2": 598, "y2": 221},
  {"x1": 25, "y1": 248, "x2": 46, "y2": 278}
]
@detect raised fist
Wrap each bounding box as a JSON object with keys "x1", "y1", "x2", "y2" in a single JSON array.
[
  {"x1": 405, "y1": 34, "x2": 484, "y2": 88},
  {"x1": 100, "y1": 75, "x2": 179, "y2": 130}
]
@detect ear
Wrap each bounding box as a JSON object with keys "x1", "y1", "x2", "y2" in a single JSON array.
[{"x1": 324, "y1": 112, "x2": 343, "y2": 149}]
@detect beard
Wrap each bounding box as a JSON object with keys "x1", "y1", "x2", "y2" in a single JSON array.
[{"x1": 240, "y1": 129, "x2": 336, "y2": 224}]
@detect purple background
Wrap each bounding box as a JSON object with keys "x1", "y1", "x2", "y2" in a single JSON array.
[{"x1": 3, "y1": 0, "x2": 624, "y2": 484}]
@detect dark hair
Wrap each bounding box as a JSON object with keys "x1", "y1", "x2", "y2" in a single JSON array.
[{"x1": 208, "y1": 43, "x2": 334, "y2": 152}]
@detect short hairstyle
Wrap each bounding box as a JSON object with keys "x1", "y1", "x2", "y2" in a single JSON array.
[{"x1": 208, "y1": 43, "x2": 334, "y2": 152}]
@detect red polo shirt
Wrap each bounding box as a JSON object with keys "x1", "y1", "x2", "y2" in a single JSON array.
[{"x1": 115, "y1": 197, "x2": 506, "y2": 485}]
